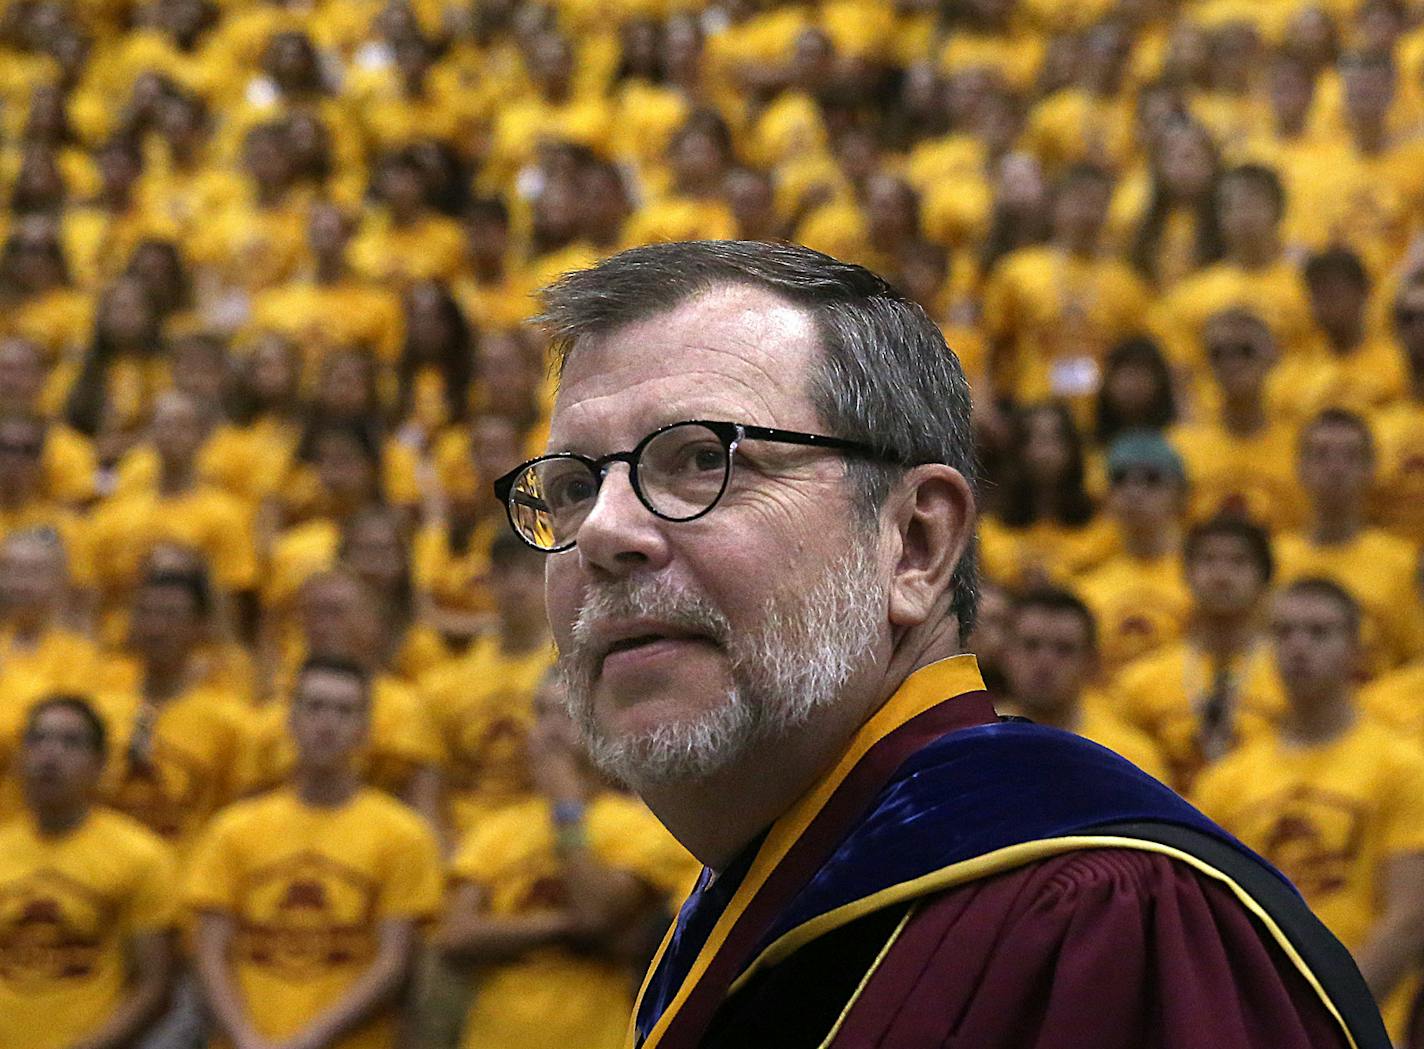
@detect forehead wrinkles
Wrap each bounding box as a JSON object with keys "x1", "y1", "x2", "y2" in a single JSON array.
[{"x1": 550, "y1": 288, "x2": 822, "y2": 445}]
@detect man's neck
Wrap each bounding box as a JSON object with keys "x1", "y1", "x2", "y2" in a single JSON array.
[
  {"x1": 1282, "y1": 694, "x2": 1355, "y2": 746},
  {"x1": 1231, "y1": 241, "x2": 1278, "y2": 270},
  {"x1": 1190, "y1": 611, "x2": 1256, "y2": 662},
  {"x1": 1408, "y1": 366, "x2": 1424, "y2": 403},
  {"x1": 142, "y1": 658, "x2": 191, "y2": 703},
  {"x1": 294, "y1": 765, "x2": 360, "y2": 808},
  {"x1": 1310, "y1": 506, "x2": 1363, "y2": 546},
  {"x1": 158, "y1": 461, "x2": 197, "y2": 496},
  {"x1": 1121, "y1": 522, "x2": 1176, "y2": 560},
  {"x1": 1219, "y1": 396, "x2": 1267, "y2": 435},
  {"x1": 1351, "y1": 121, "x2": 1387, "y2": 155},
  {"x1": 33, "y1": 801, "x2": 89, "y2": 838},
  {"x1": 1325, "y1": 324, "x2": 1363, "y2": 356},
  {"x1": 4, "y1": 614, "x2": 50, "y2": 646}
]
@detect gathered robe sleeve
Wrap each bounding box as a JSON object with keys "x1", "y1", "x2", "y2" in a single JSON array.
[{"x1": 831, "y1": 848, "x2": 1349, "y2": 1049}]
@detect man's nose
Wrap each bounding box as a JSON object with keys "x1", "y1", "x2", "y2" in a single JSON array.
[{"x1": 573, "y1": 463, "x2": 673, "y2": 576}]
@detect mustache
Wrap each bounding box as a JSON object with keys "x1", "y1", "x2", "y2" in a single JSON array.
[{"x1": 565, "y1": 576, "x2": 734, "y2": 669}]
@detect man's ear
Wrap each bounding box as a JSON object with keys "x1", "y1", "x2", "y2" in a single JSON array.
[{"x1": 885, "y1": 464, "x2": 975, "y2": 630}]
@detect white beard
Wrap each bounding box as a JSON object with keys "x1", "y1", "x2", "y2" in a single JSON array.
[{"x1": 556, "y1": 542, "x2": 883, "y2": 790}]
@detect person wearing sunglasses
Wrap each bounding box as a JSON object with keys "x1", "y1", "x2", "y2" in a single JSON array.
[
  {"x1": 1076, "y1": 430, "x2": 1192, "y2": 676},
  {"x1": 500, "y1": 240, "x2": 1381, "y2": 1049},
  {"x1": 1168, "y1": 306, "x2": 1299, "y2": 532}
]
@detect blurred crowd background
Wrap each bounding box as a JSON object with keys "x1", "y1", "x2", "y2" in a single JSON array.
[{"x1": 3, "y1": 0, "x2": 1424, "y2": 1044}]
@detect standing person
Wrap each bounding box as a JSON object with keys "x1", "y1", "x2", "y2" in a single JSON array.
[
  {"x1": 1194, "y1": 580, "x2": 1424, "y2": 1035},
  {"x1": 438, "y1": 676, "x2": 696, "y2": 1049},
  {"x1": 496, "y1": 240, "x2": 1385, "y2": 1048},
  {"x1": 188, "y1": 658, "x2": 443, "y2": 1049},
  {"x1": 0, "y1": 695, "x2": 176, "y2": 1049},
  {"x1": 1117, "y1": 516, "x2": 1285, "y2": 792},
  {"x1": 999, "y1": 587, "x2": 1168, "y2": 779}
]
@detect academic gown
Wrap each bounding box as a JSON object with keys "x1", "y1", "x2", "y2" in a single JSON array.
[{"x1": 630, "y1": 656, "x2": 1386, "y2": 1049}]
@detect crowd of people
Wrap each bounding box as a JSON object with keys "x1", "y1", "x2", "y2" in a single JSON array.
[{"x1": 1, "y1": 0, "x2": 1424, "y2": 1044}]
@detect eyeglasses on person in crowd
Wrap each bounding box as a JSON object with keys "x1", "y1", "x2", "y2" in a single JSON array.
[{"x1": 494, "y1": 419, "x2": 906, "y2": 552}]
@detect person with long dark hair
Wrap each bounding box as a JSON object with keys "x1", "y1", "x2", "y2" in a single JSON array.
[
  {"x1": 1095, "y1": 335, "x2": 1179, "y2": 445},
  {"x1": 980, "y1": 401, "x2": 1116, "y2": 587},
  {"x1": 396, "y1": 279, "x2": 475, "y2": 444},
  {"x1": 1130, "y1": 120, "x2": 1223, "y2": 288}
]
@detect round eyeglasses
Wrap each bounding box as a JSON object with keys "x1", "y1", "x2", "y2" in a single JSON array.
[{"x1": 493, "y1": 419, "x2": 903, "y2": 552}]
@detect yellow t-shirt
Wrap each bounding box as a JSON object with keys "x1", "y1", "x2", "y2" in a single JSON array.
[
  {"x1": 1275, "y1": 529, "x2": 1424, "y2": 677},
  {"x1": 412, "y1": 518, "x2": 499, "y2": 617},
  {"x1": 347, "y1": 211, "x2": 468, "y2": 288},
  {"x1": 0, "y1": 810, "x2": 177, "y2": 1049},
  {"x1": 1114, "y1": 639, "x2": 1285, "y2": 793},
  {"x1": 1023, "y1": 90, "x2": 1136, "y2": 177},
  {"x1": 94, "y1": 684, "x2": 253, "y2": 861},
  {"x1": 185, "y1": 788, "x2": 442, "y2": 1049},
  {"x1": 1359, "y1": 662, "x2": 1424, "y2": 744},
  {"x1": 1150, "y1": 258, "x2": 1315, "y2": 369},
  {"x1": 1075, "y1": 551, "x2": 1192, "y2": 674},
  {"x1": 249, "y1": 280, "x2": 404, "y2": 368},
  {"x1": 245, "y1": 677, "x2": 443, "y2": 800},
  {"x1": 40, "y1": 425, "x2": 97, "y2": 507},
  {"x1": 978, "y1": 514, "x2": 1120, "y2": 588},
  {"x1": 1269, "y1": 337, "x2": 1410, "y2": 426},
  {"x1": 1168, "y1": 419, "x2": 1303, "y2": 532},
  {"x1": 1077, "y1": 697, "x2": 1171, "y2": 782},
  {"x1": 1192, "y1": 717, "x2": 1424, "y2": 953},
  {"x1": 420, "y1": 636, "x2": 554, "y2": 836},
  {"x1": 451, "y1": 793, "x2": 698, "y2": 1049},
  {"x1": 85, "y1": 485, "x2": 258, "y2": 597},
  {"x1": 981, "y1": 246, "x2": 1150, "y2": 403},
  {"x1": 1371, "y1": 400, "x2": 1424, "y2": 545}
]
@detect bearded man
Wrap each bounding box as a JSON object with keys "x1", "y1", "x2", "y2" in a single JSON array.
[{"x1": 493, "y1": 241, "x2": 1386, "y2": 1049}]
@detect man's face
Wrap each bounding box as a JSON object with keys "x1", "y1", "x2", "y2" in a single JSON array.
[
  {"x1": 1108, "y1": 464, "x2": 1182, "y2": 530},
  {"x1": 151, "y1": 396, "x2": 206, "y2": 469},
  {"x1": 1004, "y1": 608, "x2": 1094, "y2": 714},
  {"x1": 289, "y1": 669, "x2": 369, "y2": 771},
  {"x1": 0, "y1": 537, "x2": 65, "y2": 625},
  {"x1": 544, "y1": 286, "x2": 886, "y2": 788},
  {"x1": 0, "y1": 341, "x2": 44, "y2": 413},
  {"x1": 1298, "y1": 421, "x2": 1372, "y2": 508},
  {"x1": 300, "y1": 578, "x2": 375, "y2": 660},
  {"x1": 1270, "y1": 590, "x2": 1357, "y2": 702},
  {"x1": 128, "y1": 582, "x2": 201, "y2": 663},
  {"x1": 1217, "y1": 178, "x2": 1277, "y2": 250},
  {"x1": 1185, "y1": 533, "x2": 1266, "y2": 617},
  {"x1": 0, "y1": 421, "x2": 43, "y2": 499},
  {"x1": 1204, "y1": 315, "x2": 1275, "y2": 398},
  {"x1": 22, "y1": 706, "x2": 103, "y2": 812}
]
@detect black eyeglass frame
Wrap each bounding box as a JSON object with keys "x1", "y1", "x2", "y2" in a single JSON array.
[{"x1": 493, "y1": 419, "x2": 906, "y2": 553}]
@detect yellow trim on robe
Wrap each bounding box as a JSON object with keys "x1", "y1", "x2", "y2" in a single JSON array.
[{"x1": 626, "y1": 655, "x2": 986, "y2": 1049}]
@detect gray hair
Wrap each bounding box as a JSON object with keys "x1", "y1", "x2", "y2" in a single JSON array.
[{"x1": 536, "y1": 239, "x2": 980, "y2": 639}]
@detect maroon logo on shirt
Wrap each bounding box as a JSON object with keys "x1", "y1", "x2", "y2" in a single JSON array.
[
  {"x1": 237, "y1": 851, "x2": 380, "y2": 977},
  {"x1": 0, "y1": 871, "x2": 109, "y2": 987},
  {"x1": 1256, "y1": 786, "x2": 1366, "y2": 899}
]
